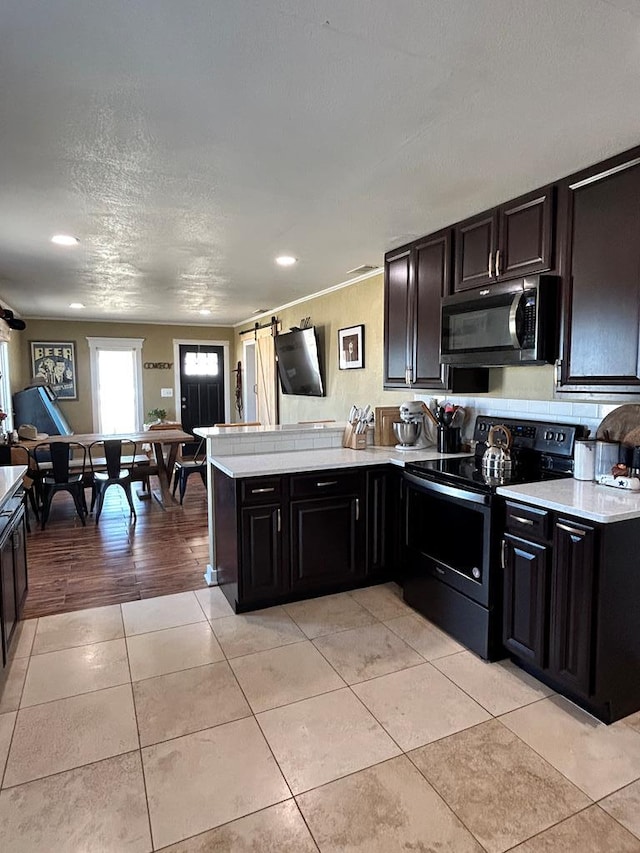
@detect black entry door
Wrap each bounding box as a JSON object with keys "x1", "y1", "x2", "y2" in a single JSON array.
[{"x1": 179, "y1": 344, "x2": 225, "y2": 434}]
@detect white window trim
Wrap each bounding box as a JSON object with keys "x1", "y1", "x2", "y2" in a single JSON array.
[
  {"x1": 173, "y1": 339, "x2": 231, "y2": 425},
  {"x1": 0, "y1": 342, "x2": 13, "y2": 430},
  {"x1": 87, "y1": 337, "x2": 145, "y2": 432}
]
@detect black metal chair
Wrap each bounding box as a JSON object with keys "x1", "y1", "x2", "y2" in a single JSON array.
[
  {"x1": 88, "y1": 439, "x2": 137, "y2": 523},
  {"x1": 33, "y1": 441, "x2": 88, "y2": 529},
  {"x1": 171, "y1": 439, "x2": 206, "y2": 504},
  {"x1": 0, "y1": 444, "x2": 40, "y2": 532}
]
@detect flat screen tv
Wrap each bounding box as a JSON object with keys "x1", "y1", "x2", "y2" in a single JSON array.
[{"x1": 274, "y1": 327, "x2": 324, "y2": 397}]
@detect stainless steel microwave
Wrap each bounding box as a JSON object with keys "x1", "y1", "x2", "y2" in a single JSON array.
[{"x1": 441, "y1": 275, "x2": 559, "y2": 367}]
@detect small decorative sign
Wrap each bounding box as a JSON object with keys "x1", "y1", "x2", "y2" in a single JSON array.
[
  {"x1": 338, "y1": 324, "x2": 365, "y2": 370},
  {"x1": 143, "y1": 362, "x2": 173, "y2": 369},
  {"x1": 30, "y1": 341, "x2": 78, "y2": 399}
]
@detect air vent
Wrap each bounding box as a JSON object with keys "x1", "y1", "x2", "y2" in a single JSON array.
[{"x1": 346, "y1": 264, "x2": 380, "y2": 276}]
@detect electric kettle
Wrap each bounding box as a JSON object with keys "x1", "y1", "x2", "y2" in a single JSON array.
[{"x1": 482, "y1": 424, "x2": 513, "y2": 476}]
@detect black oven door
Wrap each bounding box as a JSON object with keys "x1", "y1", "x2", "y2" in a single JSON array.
[{"x1": 402, "y1": 472, "x2": 493, "y2": 607}]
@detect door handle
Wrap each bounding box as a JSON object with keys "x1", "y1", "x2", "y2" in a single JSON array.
[
  {"x1": 488, "y1": 251, "x2": 494, "y2": 278},
  {"x1": 495, "y1": 249, "x2": 501, "y2": 277},
  {"x1": 501, "y1": 539, "x2": 507, "y2": 569},
  {"x1": 557, "y1": 522, "x2": 586, "y2": 538},
  {"x1": 276, "y1": 507, "x2": 281, "y2": 532},
  {"x1": 354, "y1": 497, "x2": 360, "y2": 521}
]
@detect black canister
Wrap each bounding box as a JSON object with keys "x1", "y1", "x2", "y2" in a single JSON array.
[{"x1": 437, "y1": 426, "x2": 461, "y2": 454}]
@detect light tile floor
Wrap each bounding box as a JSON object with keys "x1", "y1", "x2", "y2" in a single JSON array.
[{"x1": 1, "y1": 583, "x2": 640, "y2": 851}]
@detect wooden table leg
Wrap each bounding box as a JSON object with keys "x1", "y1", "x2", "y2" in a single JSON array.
[{"x1": 151, "y1": 442, "x2": 182, "y2": 510}]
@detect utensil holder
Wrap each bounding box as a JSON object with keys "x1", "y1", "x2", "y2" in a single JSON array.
[
  {"x1": 342, "y1": 422, "x2": 368, "y2": 450},
  {"x1": 437, "y1": 426, "x2": 461, "y2": 454}
]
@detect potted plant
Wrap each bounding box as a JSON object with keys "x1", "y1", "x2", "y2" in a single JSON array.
[{"x1": 147, "y1": 407, "x2": 167, "y2": 426}]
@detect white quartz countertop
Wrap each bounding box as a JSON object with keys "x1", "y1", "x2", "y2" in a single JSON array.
[
  {"x1": 210, "y1": 446, "x2": 471, "y2": 478},
  {"x1": 0, "y1": 465, "x2": 27, "y2": 507},
  {"x1": 196, "y1": 423, "x2": 343, "y2": 438},
  {"x1": 497, "y1": 478, "x2": 640, "y2": 524}
]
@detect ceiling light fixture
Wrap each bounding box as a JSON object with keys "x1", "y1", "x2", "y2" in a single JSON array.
[
  {"x1": 51, "y1": 234, "x2": 79, "y2": 246},
  {"x1": 199, "y1": 309, "x2": 211, "y2": 315},
  {"x1": 69, "y1": 302, "x2": 84, "y2": 309},
  {"x1": 275, "y1": 255, "x2": 297, "y2": 267}
]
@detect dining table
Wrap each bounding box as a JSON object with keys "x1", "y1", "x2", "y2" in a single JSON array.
[{"x1": 17, "y1": 428, "x2": 194, "y2": 511}]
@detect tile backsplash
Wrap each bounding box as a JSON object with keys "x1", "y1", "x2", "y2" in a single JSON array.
[{"x1": 414, "y1": 395, "x2": 619, "y2": 439}]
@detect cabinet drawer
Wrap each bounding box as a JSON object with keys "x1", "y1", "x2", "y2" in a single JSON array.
[
  {"x1": 290, "y1": 470, "x2": 362, "y2": 499},
  {"x1": 240, "y1": 477, "x2": 283, "y2": 504},
  {"x1": 505, "y1": 501, "x2": 550, "y2": 541}
]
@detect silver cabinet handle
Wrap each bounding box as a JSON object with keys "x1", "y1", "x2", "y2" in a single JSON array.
[
  {"x1": 276, "y1": 507, "x2": 281, "y2": 532},
  {"x1": 479, "y1": 288, "x2": 490, "y2": 296},
  {"x1": 511, "y1": 515, "x2": 534, "y2": 526},
  {"x1": 557, "y1": 522, "x2": 586, "y2": 538},
  {"x1": 495, "y1": 248, "x2": 501, "y2": 277},
  {"x1": 317, "y1": 480, "x2": 338, "y2": 488},
  {"x1": 251, "y1": 487, "x2": 275, "y2": 494},
  {"x1": 354, "y1": 497, "x2": 360, "y2": 521},
  {"x1": 554, "y1": 359, "x2": 563, "y2": 388},
  {"x1": 488, "y1": 251, "x2": 494, "y2": 278},
  {"x1": 501, "y1": 539, "x2": 507, "y2": 569}
]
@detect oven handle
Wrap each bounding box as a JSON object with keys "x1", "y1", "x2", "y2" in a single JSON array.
[{"x1": 403, "y1": 471, "x2": 490, "y2": 506}]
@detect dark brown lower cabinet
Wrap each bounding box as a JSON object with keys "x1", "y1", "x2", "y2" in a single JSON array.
[
  {"x1": 503, "y1": 534, "x2": 550, "y2": 668},
  {"x1": 213, "y1": 466, "x2": 389, "y2": 612},
  {"x1": 290, "y1": 495, "x2": 365, "y2": 594},
  {"x1": 1, "y1": 500, "x2": 28, "y2": 668},
  {"x1": 503, "y1": 503, "x2": 640, "y2": 723}
]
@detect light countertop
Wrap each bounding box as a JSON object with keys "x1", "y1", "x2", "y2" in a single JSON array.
[
  {"x1": 497, "y1": 478, "x2": 640, "y2": 524},
  {"x1": 210, "y1": 446, "x2": 470, "y2": 478},
  {"x1": 0, "y1": 465, "x2": 27, "y2": 506},
  {"x1": 196, "y1": 423, "x2": 344, "y2": 438}
]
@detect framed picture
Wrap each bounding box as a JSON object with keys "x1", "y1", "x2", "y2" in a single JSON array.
[
  {"x1": 30, "y1": 341, "x2": 78, "y2": 399},
  {"x1": 338, "y1": 324, "x2": 365, "y2": 370}
]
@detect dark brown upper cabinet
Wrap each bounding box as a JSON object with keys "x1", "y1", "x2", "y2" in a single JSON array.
[
  {"x1": 383, "y1": 229, "x2": 451, "y2": 390},
  {"x1": 454, "y1": 186, "x2": 555, "y2": 292},
  {"x1": 384, "y1": 230, "x2": 488, "y2": 391},
  {"x1": 556, "y1": 146, "x2": 640, "y2": 394}
]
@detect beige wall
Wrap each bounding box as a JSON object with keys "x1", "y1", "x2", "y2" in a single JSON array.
[
  {"x1": 12, "y1": 320, "x2": 235, "y2": 434},
  {"x1": 235, "y1": 273, "x2": 557, "y2": 425},
  {"x1": 237, "y1": 273, "x2": 414, "y2": 424}
]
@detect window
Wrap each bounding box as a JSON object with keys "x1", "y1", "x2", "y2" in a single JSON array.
[
  {"x1": 183, "y1": 351, "x2": 219, "y2": 377},
  {"x1": 87, "y1": 337, "x2": 144, "y2": 433},
  {"x1": 0, "y1": 343, "x2": 13, "y2": 430}
]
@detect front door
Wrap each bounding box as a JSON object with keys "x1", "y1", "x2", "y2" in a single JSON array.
[{"x1": 178, "y1": 344, "x2": 225, "y2": 434}]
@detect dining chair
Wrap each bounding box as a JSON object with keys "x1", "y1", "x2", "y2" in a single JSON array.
[
  {"x1": 88, "y1": 439, "x2": 138, "y2": 523},
  {"x1": 0, "y1": 444, "x2": 40, "y2": 532},
  {"x1": 171, "y1": 438, "x2": 207, "y2": 504},
  {"x1": 33, "y1": 441, "x2": 88, "y2": 529}
]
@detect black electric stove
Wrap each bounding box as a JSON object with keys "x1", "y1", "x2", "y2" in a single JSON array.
[
  {"x1": 406, "y1": 416, "x2": 586, "y2": 493},
  {"x1": 402, "y1": 416, "x2": 588, "y2": 661}
]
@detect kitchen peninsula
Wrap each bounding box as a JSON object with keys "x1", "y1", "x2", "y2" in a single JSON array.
[{"x1": 0, "y1": 465, "x2": 29, "y2": 669}]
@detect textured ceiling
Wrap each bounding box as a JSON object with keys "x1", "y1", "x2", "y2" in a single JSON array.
[{"x1": 1, "y1": 0, "x2": 640, "y2": 325}]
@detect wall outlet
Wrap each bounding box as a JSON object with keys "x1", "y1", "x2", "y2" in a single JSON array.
[{"x1": 161, "y1": 388, "x2": 173, "y2": 397}]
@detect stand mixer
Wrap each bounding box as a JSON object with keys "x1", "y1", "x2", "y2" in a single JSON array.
[{"x1": 393, "y1": 401, "x2": 434, "y2": 450}]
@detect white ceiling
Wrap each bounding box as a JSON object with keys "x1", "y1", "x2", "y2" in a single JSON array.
[{"x1": 1, "y1": 0, "x2": 640, "y2": 326}]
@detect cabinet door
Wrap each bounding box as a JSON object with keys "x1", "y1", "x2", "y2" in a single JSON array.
[
  {"x1": 383, "y1": 247, "x2": 412, "y2": 387},
  {"x1": 502, "y1": 534, "x2": 551, "y2": 667},
  {"x1": 0, "y1": 531, "x2": 16, "y2": 663},
  {"x1": 549, "y1": 519, "x2": 596, "y2": 696},
  {"x1": 558, "y1": 152, "x2": 640, "y2": 392},
  {"x1": 454, "y1": 210, "x2": 498, "y2": 291},
  {"x1": 12, "y1": 510, "x2": 27, "y2": 614},
  {"x1": 412, "y1": 231, "x2": 450, "y2": 389},
  {"x1": 498, "y1": 187, "x2": 554, "y2": 279},
  {"x1": 240, "y1": 504, "x2": 285, "y2": 604},
  {"x1": 290, "y1": 496, "x2": 365, "y2": 593},
  {"x1": 366, "y1": 469, "x2": 396, "y2": 580}
]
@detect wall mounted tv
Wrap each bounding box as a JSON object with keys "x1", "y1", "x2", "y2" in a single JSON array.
[{"x1": 274, "y1": 327, "x2": 325, "y2": 397}]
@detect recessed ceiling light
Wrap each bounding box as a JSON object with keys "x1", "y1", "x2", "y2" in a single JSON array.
[
  {"x1": 199, "y1": 309, "x2": 211, "y2": 315},
  {"x1": 69, "y1": 302, "x2": 84, "y2": 309},
  {"x1": 275, "y1": 255, "x2": 297, "y2": 266},
  {"x1": 51, "y1": 234, "x2": 79, "y2": 246}
]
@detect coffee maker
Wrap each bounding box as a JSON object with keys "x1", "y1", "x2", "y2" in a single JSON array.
[{"x1": 393, "y1": 401, "x2": 433, "y2": 450}]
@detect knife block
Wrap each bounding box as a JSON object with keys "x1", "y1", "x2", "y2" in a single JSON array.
[{"x1": 342, "y1": 422, "x2": 368, "y2": 450}]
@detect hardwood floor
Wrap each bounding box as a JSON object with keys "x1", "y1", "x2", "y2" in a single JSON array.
[{"x1": 23, "y1": 478, "x2": 210, "y2": 619}]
